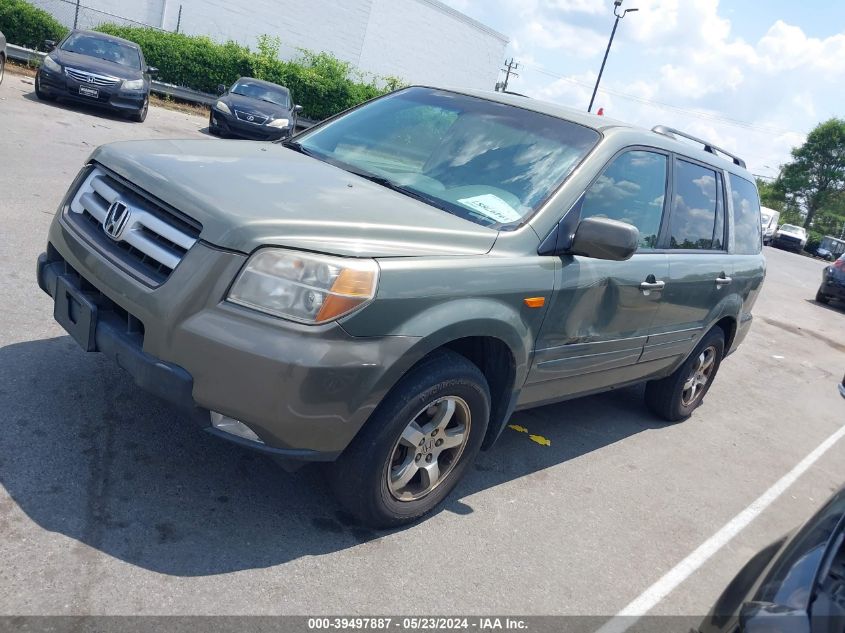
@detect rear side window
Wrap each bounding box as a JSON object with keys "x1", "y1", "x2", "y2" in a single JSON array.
[
  {"x1": 668, "y1": 159, "x2": 725, "y2": 250},
  {"x1": 580, "y1": 150, "x2": 667, "y2": 249},
  {"x1": 729, "y1": 174, "x2": 762, "y2": 254}
]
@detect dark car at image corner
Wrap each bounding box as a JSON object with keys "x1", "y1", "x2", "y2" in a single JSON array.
[
  {"x1": 816, "y1": 254, "x2": 845, "y2": 306},
  {"x1": 209, "y1": 77, "x2": 302, "y2": 141},
  {"x1": 699, "y1": 485, "x2": 845, "y2": 633},
  {"x1": 34, "y1": 30, "x2": 157, "y2": 122},
  {"x1": 0, "y1": 29, "x2": 6, "y2": 86},
  {"x1": 35, "y1": 86, "x2": 766, "y2": 528}
]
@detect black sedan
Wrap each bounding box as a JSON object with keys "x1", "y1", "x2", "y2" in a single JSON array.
[
  {"x1": 209, "y1": 77, "x2": 302, "y2": 141},
  {"x1": 35, "y1": 30, "x2": 156, "y2": 122},
  {"x1": 700, "y1": 486, "x2": 845, "y2": 633},
  {"x1": 817, "y1": 254, "x2": 845, "y2": 306}
]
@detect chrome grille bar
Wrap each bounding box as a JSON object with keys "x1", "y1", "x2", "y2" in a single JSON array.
[{"x1": 64, "y1": 66, "x2": 121, "y2": 87}]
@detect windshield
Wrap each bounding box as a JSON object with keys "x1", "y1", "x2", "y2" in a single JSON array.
[
  {"x1": 61, "y1": 33, "x2": 141, "y2": 69},
  {"x1": 780, "y1": 224, "x2": 805, "y2": 234},
  {"x1": 293, "y1": 87, "x2": 601, "y2": 228},
  {"x1": 231, "y1": 80, "x2": 290, "y2": 107}
]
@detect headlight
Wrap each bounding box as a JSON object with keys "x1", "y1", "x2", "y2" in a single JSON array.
[
  {"x1": 123, "y1": 78, "x2": 144, "y2": 90},
  {"x1": 214, "y1": 100, "x2": 231, "y2": 115},
  {"x1": 41, "y1": 55, "x2": 61, "y2": 73},
  {"x1": 227, "y1": 249, "x2": 379, "y2": 324},
  {"x1": 267, "y1": 117, "x2": 290, "y2": 128}
]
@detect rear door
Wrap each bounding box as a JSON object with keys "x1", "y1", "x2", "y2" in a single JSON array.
[
  {"x1": 523, "y1": 148, "x2": 670, "y2": 405},
  {"x1": 642, "y1": 156, "x2": 730, "y2": 364}
]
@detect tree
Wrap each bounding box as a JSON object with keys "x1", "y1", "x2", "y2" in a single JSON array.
[{"x1": 777, "y1": 118, "x2": 845, "y2": 230}]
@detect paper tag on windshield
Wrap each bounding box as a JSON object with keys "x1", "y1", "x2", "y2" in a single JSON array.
[{"x1": 457, "y1": 194, "x2": 521, "y2": 223}]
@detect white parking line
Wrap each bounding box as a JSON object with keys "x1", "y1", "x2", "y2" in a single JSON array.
[{"x1": 597, "y1": 421, "x2": 845, "y2": 633}]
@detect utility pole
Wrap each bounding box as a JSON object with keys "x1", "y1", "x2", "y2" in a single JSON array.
[
  {"x1": 498, "y1": 58, "x2": 519, "y2": 92},
  {"x1": 588, "y1": 0, "x2": 638, "y2": 113}
]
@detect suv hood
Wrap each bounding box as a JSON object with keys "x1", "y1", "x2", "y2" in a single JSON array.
[
  {"x1": 777, "y1": 227, "x2": 806, "y2": 239},
  {"x1": 91, "y1": 139, "x2": 498, "y2": 257}
]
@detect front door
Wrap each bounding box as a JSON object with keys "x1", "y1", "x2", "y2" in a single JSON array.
[{"x1": 521, "y1": 149, "x2": 671, "y2": 406}]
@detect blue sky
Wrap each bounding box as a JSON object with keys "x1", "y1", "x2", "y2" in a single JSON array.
[{"x1": 441, "y1": 0, "x2": 845, "y2": 178}]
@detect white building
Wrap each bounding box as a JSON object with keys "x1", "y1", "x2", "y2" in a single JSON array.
[{"x1": 34, "y1": 0, "x2": 509, "y2": 90}]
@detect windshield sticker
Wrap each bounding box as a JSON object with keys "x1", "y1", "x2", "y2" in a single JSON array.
[{"x1": 457, "y1": 194, "x2": 521, "y2": 224}]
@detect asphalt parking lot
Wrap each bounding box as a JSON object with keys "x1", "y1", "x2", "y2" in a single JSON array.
[{"x1": 1, "y1": 70, "x2": 844, "y2": 618}]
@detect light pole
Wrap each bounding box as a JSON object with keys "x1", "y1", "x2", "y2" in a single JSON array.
[{"x1": 588, "y1": 0, "x2": 638, "y2": 113}]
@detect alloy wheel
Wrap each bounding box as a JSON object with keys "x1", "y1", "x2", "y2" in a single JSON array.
[
  {"x1": 681, "y1": 346, "x2": 717, "y2": 406},
  {"x1": 387, "y1": 396, "x2": 471, "y2": 501}
]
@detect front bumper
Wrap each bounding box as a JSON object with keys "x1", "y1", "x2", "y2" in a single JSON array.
[
  {"x1": 37, "y1": 68, "x2": 146, "y2": 113},
  {"x1": 820, "y1": 275, "x2": 845, "y2": 301},
  {"x1": 38, "y1": 216, "x2": 421, "y2": 459},
  {"x1": 771, "y1": 236, "x2": 805, "y2": 251},
  {"x1": 210, "y1": 109, "x2": 289, "y2": 141}
]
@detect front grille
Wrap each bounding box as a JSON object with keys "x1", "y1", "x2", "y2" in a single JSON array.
[
  {"x1": 234, "y1": 109, "x2": 269, "y2": 125},
  {"x1": 65, "y1": 165, "x2": 202, "y2": 286},
  {"x1": 65, "y1": 66, "x2": 121, "y2": 87}
]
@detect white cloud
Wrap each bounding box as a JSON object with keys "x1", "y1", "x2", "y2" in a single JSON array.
[{"x1": 445, "y1": 0, "x2": 845, "y2": 178}]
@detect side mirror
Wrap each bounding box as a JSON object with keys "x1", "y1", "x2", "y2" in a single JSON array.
[
  {"x1": 146, "y1": 66, "x2": 159, "y2": 76},
  {"x1": 293, "y1": 104, "x2": 303, "y2": 113},
  {"x1": 43, "y1": 39, "x2": 56, "y2": 51},
  {"x1": 217, "y1": 84, "x2": 226, "y2": 96},
  {"x1": 568, "y1": 217, "x2": 639, "y2": 261}
]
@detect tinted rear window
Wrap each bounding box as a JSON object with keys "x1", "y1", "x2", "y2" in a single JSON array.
[
  {"x1": 668, "y1": 159, "x2": 724, "y2": 250},
  {"x1": 729, "y1": 174, "x2": 762, "y2": 254}
]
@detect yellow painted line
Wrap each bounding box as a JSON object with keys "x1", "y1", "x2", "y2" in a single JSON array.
[
  {"x1": 529, "y1": 434, "x2": 551, "y2": 447},
  {"x1": 508, "y1": 424, "x2": 551, "y2": 446}
]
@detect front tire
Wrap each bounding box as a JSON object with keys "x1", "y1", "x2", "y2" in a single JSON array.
[
  {"x1": 34, "y1": 72, "x2": 55, "y2": 101},
  {"x1": 645, "y1": 328, "x2": 725, "y2": 422},
  {"x1": 816, "y1": 288, "x2": 830, "y2": 304},
  {"x1": 328, "y1": 349, "x2": 490, "y2": 529},
  {"x1": 130, "y1": 96, "x2": 148, "y2": 122}
]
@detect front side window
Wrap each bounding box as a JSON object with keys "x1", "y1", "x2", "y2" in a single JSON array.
[
  {"x1": 668, "y1": 159, "x2": 724, "y2": 250},
  {"x1": 61, "y1": 33, "x2": 141, "y2": 69},
  {"x1": 730, "y1": 174, "x2": 762, "y2": 254},
  {"x1": 294, "y1": 87, "x2": 600, "y2": 229},
  {"x1": 579, "y1": 150, "x2": 668, "y2": 249}
]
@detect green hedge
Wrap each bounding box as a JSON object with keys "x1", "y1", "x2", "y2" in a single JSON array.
[
  {"x1": 95, "y1": 26, "x2": 400, "y2": 120},
  {"x1": 0, "y1": 0, "x2": 67, "y2": 50}
]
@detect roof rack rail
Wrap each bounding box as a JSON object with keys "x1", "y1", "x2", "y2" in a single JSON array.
[{"x1": 651, "y1": 125, "x2": 747, "y2": 168}]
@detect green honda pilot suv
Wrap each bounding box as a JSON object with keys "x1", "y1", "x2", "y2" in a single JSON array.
[{"x1": 37, "y1": 87, "x2": 765, "y2": 527}]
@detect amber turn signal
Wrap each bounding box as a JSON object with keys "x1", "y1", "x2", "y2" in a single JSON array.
[{"x1": 523, "y1": 297, "x2": 545, "y2": 308}]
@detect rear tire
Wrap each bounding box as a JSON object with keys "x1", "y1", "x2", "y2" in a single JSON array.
[
  {"x1": 645, "y1": 328, "x2": 725, "y2": 422},
  {"x1": 816, "y1": 289, "x2": 830, "y2": 304},
  {"x1": 327, "y1": 349, "x2": 490, "y2": 529}
]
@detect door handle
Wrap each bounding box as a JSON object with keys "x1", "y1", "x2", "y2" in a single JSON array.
[
  {"x1": 639, "y1": 280, "x2": 666, "y2": 291},
  {"x1": 715, "y1": 275, "x2": 733, "y2": 287}
]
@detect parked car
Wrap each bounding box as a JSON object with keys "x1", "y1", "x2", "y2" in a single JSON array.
[
  {"x1": 699, "y1": 485, "x2": 845, "y2": 633},
  {"x1": 771, "y1": 223, "x2": 808, "y2": 252},
  {"x1": 817, "y1": 247, "x2": 835, "y2": 261},
  {"x1": 819, "y1": 235, "x2": 845, "y2": 260},
  {"x1": 760, "y1": 206, "x2": 779, "y2": 245},
  {"x1": 34, "y1": 30, "x2": 156, "y2": 122},
  {"x1": 36, "y1": 86, "x2": 766, "y2": 527},
  {"x1": 816, "y1": 254, "x2": 845, "y2": 305},
  {"x1": 209, "y1": 77, "x2": 302, "y2": 141},
  {"x1": 0, "y1": 30, "x2": 6, "y2": 86}
]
